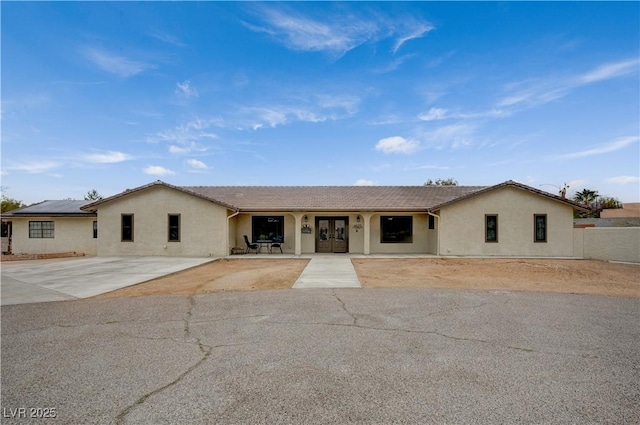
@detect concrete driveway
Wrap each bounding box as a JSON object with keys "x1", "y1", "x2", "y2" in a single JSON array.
[
  {"x1": 1, "y1": 289, "x2": 638, "y2": 424},
  {"x1": 0, "y1": 256, "x2": 215, "y2": 305}
]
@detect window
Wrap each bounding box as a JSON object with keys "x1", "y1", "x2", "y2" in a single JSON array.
[
  {"x1": 381, "y1": 216, "x2": 413, "y2": 243},
  {"x1": 428, "y1": 215, "x2": 435, "y2": 230},
  {"x1": 93, "y1": 221, "x2": 98, "y2": 239},
  {"x1": 534, "y1": 214, "x2": 547, "y2": 243},
  {"x1": 252, "y1": 216, "x2": 284, "y2": 242},
  {"x1": 485, "y1": 215, "x2": 498, "y2": 242},
  {"x1": 29, "y1": 221, "x2": 54, "y2": 238},
  {"x1": 168, "y1": 214, "x2": 180, "y2": 242},
  {"x1": 121, "y1": 214, "x2": 134, "y2": 242}
]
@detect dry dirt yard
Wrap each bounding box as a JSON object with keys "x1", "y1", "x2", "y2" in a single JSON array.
[
  {"x1": 94, "y1": 259, "x2": 309, "y2": 299},
  {"x1": 94, "y1": 257, "x2": 639, "y2": 299},
  {"x1": 353, "y1": 258, "x2": 639, "y2": 298}
]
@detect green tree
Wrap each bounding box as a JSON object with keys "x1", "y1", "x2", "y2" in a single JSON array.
[
  {"x1": 84, "y1": 189, "x2": 103, "y2": 201},
  {"x1": 425, "y1": 178, "x2": 458, "y2": 186},
  {"x1": 598, "y1": 196, "x2": 622, "y2": 210},
  {"x1": 1, "y1": 195, "x2": 25, "y2": 213},
  {"x1": 573, "y1": 188, "x2": 599, "y2": 207}
]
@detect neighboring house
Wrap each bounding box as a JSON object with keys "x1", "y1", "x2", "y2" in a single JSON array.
[
  {"x1": 600, "y1": 203, "x2": 640, "y2": 219},
  {"x1": 1, "y1": 180, "x2": 589, "y2": 258},
  {"x1": 1, "y1": 200, "x2": 97, "y2": 255}
]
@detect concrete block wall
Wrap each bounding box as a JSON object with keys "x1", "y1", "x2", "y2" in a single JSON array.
[{"x1": 574, "y1": 227, "x2": 640, "y2": 263}]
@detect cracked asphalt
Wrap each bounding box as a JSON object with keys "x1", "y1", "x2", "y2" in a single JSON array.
[{"x1": 2, "y1": 288, "x2": 639, "y2": 424}]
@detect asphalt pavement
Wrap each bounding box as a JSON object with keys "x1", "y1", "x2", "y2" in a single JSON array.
[{"x1": 1, "y1": 288, "x2": 638, "y2": 424}]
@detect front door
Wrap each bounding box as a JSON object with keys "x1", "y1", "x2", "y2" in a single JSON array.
[{"x1": 316, "y1": 217, "x2": 348, "y2": 253}]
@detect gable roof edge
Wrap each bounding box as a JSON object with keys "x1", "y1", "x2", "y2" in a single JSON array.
[
  {"x1": 81, "y1": 181, "x2": 239, "y2": 212},
  {"x1": 427, "y1": 180, "x2": 591, "y2": 212}
]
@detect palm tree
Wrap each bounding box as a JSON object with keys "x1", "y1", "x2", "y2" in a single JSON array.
[{"x1": 573, "y1": 189, "x2": 599, "y2": 207}]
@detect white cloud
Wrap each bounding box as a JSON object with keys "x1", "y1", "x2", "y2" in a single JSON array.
[
  {"x1": 419, "y1": 122, "x2": 477, "y2": 149},
  {"x1": 556, "y1": 136, "x2": 638, "y2": 159},
  {"x1": 418, "y1": 107, "x2": 448, "y2": 121},
  {"x1": 375, "y1": 136, "x2": 419, "y2": 154},
  {"x1": 186, "y1": 159, "x2": 208, "y2": 170},
  {"x1": 143, "y1": 166, "x2": 176, "y2": 176},
  {"x1": 354, "y1": 179, "x2": 376, "y2": 186},
  {"x1": 10, "y1": 160, "x2": 61, "y2": 174},
  {"x1": 175, "y1": 80, "x2": 198, "y2": 98},
  {"x1": 606, "y1": 176, "x2": 640, "y2": 184},
  {"x1": 392, "y1": 23, "x2": 434, "y2": 53},
  {"x1": 84, "y1": 151, "x2": 131, "y2": 163},
  {"x1": 579, "y1": 59, "x2": 639, "y2": 84},
  {"x1": 245, "y1": 5, "x2": 433, "y2": 57},
  {"x1": 83, "y1": 47, "x2": 152, "y2": 77},
  {"x1": 498, "y1": 58, "x2": 639, "y2": 109},
  {"x1": 150, "y1": 118, "x2": 221, "y2": 153}
]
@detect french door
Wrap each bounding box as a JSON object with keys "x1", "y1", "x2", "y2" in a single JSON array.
[{"x1": 316, "y1": 217, "x2": 348, "y2": 253}]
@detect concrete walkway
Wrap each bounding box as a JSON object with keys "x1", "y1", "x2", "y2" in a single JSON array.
[
  {"x1": 293, "y1": 256, "x2": 361, "y2": 288},
  {"x1": 1, "y1": 256, "x2": 215, "y2": 306}
]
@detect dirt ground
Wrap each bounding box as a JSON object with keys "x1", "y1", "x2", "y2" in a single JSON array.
[
  {"x1": 353, "y1": 258, "x2": 640, "y2": 298},
  {"x1": 93, "y1": 257, "x2": 639, "y2": 299},
  {"x1": 93, "y1": 259, "x2": 309, "y2": 299}
]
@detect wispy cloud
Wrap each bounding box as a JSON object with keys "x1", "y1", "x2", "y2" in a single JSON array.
[
  {"x1": 149, "y1": 117, "x2": 221, "y2": 154},
  {"x1": 148, "y1": 31, "x2": 186, "y2": 47},
  {"x1": 556, "y1": 136, "x2": 638, "y2": 159},
  {"x1": 83, "y1": 151, "x2": 132, "y2": 163},
  {"x1": 606, "y1": 176, "x2": 640, "y2": 184},
  {"x1": 418, "y1": 107, "x2": 448, "y2": 121},
  {"x1": 244, "y1": 5, "x2": 433, "y2": 57},
  {"x1": 143, "y1": 165, "x2": 176, "y2": 176},
  {"x1": 375, "y1": 136, "x2": 419, "y2": 154},
  {"x1": 175, "y1": 80, "x2": 198, "y2": 98},
  {"x1": 392, "y1": 23, "x2": 434, "y2": 54},
  {"x1": 498, "y1": 58, "x2": 639, "y2": 109},
  {"x1": 9, "y1": 160, "x2": 61, "y2": 174},
  {"x1": 354, "y1": 178, "x2": 376, "y2": 186},
  {"x1": 419, "y1": 122, "x2": 478, "y2": 149},
  {"x1": 82, "y1": 47, "x2": 153, "y2": 77},
  {"x1": 241, "y1": 94, "x2": 359, "y2": 129},
  {"x1": 418, "y1": 107, "x2": 509, "y2": 122},
  {"x1": 578, "y1": 59, "x2": 639, "y2": 84}
]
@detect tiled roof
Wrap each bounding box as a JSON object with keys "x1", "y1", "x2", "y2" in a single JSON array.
[
  {"x1": 2, "y1": 200, "x2": 95, "y2": 217},
  {"x1": 183, "y1": 185, "x2": 487, "y2": 211}
]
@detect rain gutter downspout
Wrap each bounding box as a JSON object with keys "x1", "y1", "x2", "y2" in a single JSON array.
[{"x1": 427, "y1": 210, "x2": 440, "y2": 256}]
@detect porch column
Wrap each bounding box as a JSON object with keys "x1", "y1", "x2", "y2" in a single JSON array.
[
  {"x1": 362, "y1": 212, "x2": 373, "y2": 255},
  {"x1": 293, "y1": 213, "x2": 304, "y2": 255}
]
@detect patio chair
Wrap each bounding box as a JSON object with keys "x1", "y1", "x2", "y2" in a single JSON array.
[
  {"x1": 243, "y1": 235, "x2": 259, "y2": 254},
  {"x1": 269, "y1": 235, "x2": 283, "y2": 254}
]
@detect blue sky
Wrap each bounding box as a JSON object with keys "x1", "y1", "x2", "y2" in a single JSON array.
[{"x1": 2, "y1": 1, "x2": 639, "y2": 205}]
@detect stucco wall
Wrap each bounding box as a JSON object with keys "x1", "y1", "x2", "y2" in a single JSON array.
[
  {"x1": 577, "y1": 227, "x2": 640, "y2": 263},
  {"x1": 438, "y1": 186, "x2": 575, "y2": 257},
  {"x1": 96, "y1": 186, "x2": 229, "y2": 256},
  {"x1": 9, "y1": 217, "x2": 97, "y2": 255}
]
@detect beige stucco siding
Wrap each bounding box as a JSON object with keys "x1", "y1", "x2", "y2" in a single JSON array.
[
  {"x1": 438, "y1": 187, "x2": 575, "y2": 257},
  {"x1": 578, "y1": 227, "x2": 640, "y2": 263},
  {"x1": 9, "y1": 217, "x2": 97, "y2": 255},
  {"x1": 96, "y1": 186, "x2": 229, "y2": 256}
]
